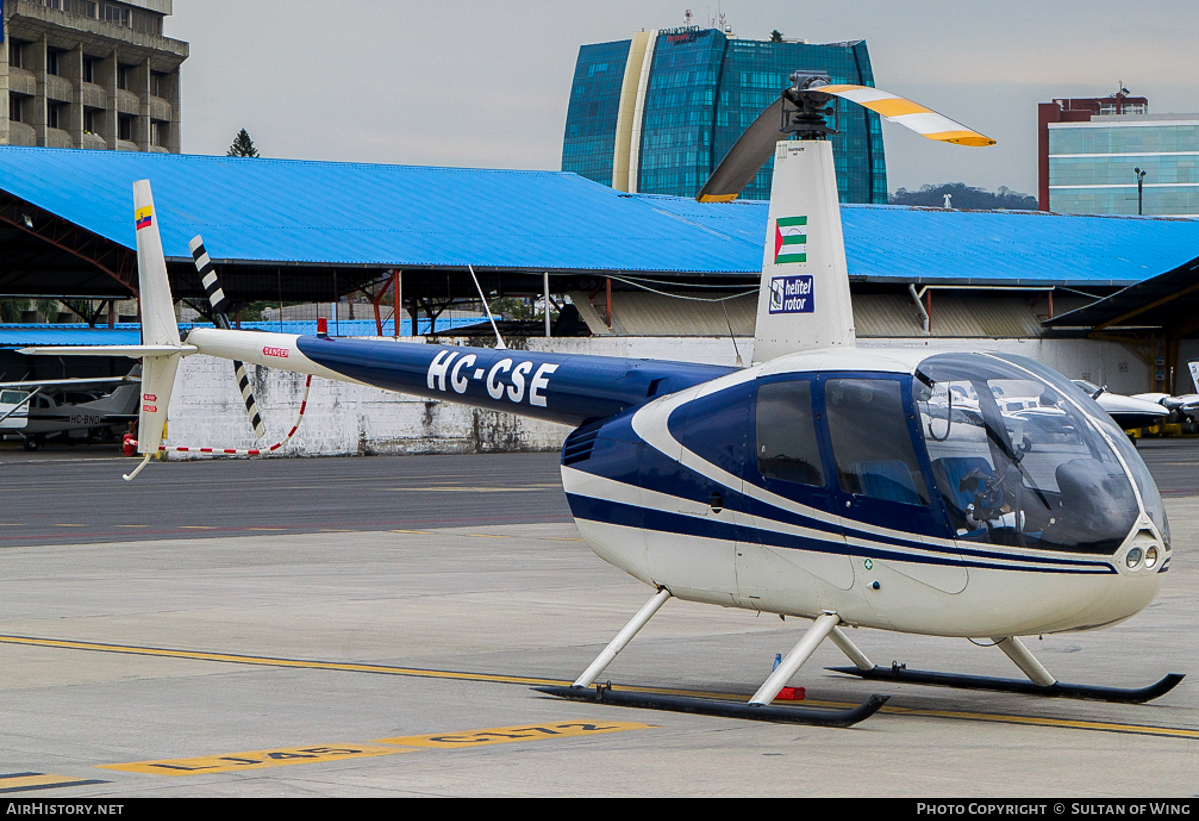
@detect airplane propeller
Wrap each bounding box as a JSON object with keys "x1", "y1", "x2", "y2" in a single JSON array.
[
  {"x1": 697, "y1": 71, "x2": 994, "y2": 202},
  {"x1": 188, "y1": 236, "x2": 267, "y2": 441}
]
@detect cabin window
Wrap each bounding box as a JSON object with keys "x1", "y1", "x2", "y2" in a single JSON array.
[
  {"x1": 755, "y1": 379, "x2": 823, "y2": 486},
  {"x1": 915, "y1": 352, "x2": 1143, "y2": 554},
  {"x1": 825, "y1": 378, "x2": 929, "y2": 505}
]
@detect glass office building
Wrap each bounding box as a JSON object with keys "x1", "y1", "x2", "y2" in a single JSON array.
[
  {"x1": 1048, "y1": 114, "x2": 1199, "y2": 217},
  {"x1": 562, "y1": 29, "x2": 887, "y2": 203}
]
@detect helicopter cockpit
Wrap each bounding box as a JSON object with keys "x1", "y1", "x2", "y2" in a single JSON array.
[{"x1": 914, "y1": 353, "x2": 1168, "y2": 555}]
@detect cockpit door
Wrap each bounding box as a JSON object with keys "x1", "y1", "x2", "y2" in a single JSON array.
[{"x1": 819, "y1": 374, "x2": 968, "y2": 607}]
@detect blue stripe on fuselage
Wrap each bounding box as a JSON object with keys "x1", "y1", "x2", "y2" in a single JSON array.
[
  {"x1": 566, "y1": 493, "x2": 1116, "y2": 575},
  {"x1": 295, "y1": 336, "x2": 735, "y2": 427}
]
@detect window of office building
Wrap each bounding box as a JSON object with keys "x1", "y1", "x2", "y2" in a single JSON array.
[
  {"x1": 562, "y1": 33, "x2": 886, "y2": 203},
  {"x1": 101, "y1": 2, "x2": 130, "y2": 27},
  {"x1": 150, "y1": 121, "x2": 167, "y2": 147},
  {"x1": 1048, "y1": 121, "x2": 1199, "y2": 216},
  {"x1": 562, "y1": 40, "x2": 632, "y2": 187}
]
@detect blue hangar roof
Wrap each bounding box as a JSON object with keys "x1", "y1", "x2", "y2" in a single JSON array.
[{"x1": 0, "y1": 147, "x2": 1197, "y2": 286}]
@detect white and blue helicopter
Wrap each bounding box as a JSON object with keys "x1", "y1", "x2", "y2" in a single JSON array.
[{"x1": 26, "y1": 74, "x2": 1180, "y2": 726}]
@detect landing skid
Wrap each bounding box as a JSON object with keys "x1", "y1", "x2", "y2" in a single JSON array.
[
  {"x1": 825, "y1": 633, "x2": 1184, "y2": 704},
  {"x1": 544, "y1": 588, "x2": 888, "y2": 726},
  {"x1": 536, "y1": 684, "x2": 888, "y2": 727},
  {"x1": 828, "y1": 664, "x2": 1184, "y2": 704}
]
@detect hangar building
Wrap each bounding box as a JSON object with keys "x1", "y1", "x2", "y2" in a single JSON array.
[{"x1": 1, "y1": 146, "x2": 1197, "y2": 453}]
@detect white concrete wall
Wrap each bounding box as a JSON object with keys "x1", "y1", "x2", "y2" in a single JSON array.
[{"x1": 162, "y1": 335, "x2": 1149, "y2": 458}]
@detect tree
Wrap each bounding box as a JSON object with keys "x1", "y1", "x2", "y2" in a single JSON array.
[
  {"x1": 770, "y1": 29, "x2": 784, "y2": 42},
  {"x1": 227, "y1": 129, "x2": 260, "y2": 158},
  {"x1": 0, "y1": 299, "x2": 59, "y2": 323},
  {"x1": 889, "y1": 182, "x2": 1037, "y2": 211}
]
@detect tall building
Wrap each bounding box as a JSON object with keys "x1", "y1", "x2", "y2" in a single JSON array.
[
  {"x1": 562, "y1": 26, "x2": 886, "y2": 203},
  {"x1": 1039, "y1": 90, "x2": 1199, "y2": 217},
  {"x1": 1, "y1": 0, "x2": 188, "y2": 153}
]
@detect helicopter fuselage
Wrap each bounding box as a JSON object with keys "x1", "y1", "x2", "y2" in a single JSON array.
[{"x1": 560, "y1": 347, "x2": 1168, "y2": 638}]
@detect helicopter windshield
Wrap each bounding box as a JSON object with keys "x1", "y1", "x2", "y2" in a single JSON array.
[{"x1": 914, "y1": 353, "x2": 1151, "y2": 555}]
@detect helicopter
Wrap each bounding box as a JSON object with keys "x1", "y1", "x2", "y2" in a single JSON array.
[{"x1": 24, "y1": 74, "x2": 1180, "y2": 726}]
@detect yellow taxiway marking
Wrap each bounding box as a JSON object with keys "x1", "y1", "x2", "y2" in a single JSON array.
[
  {"x1": 883, "y1": 705, "x2": 1199, "y2": 739},
  {"x1": 102, "y1": 744, "x2": 409, "y2": 776},
  {"x1": 0, "y1": 772, "x2": 109, "y2": 793},
  {"x1": 375, "y1": 721, "x2": 656, "y2": 749},
  {"x1": 0, "y1": 634, "x2": 566, "y2": 687},
  {"x1": 2, "y1": 634, "x2": 1195, "y2": 741},
  {"x1": 52, "y1": 524, "x2": 86, "y2": 528},
  {"x1": 179, "y1": 526, "x2": 216, "y2": 530},
  {"x1": 390, "y1": 529, "x2": 432, "y2": 535},
  {"x1": 104, "y1": 722, "x2": 654, "y2": 776}
]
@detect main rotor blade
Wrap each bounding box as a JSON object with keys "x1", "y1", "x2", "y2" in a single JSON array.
[
  {"x1": 819, "y1": 84, "x2": 995, "y2": 146},
  {"x1": 697, "y1": 97, "x2": 785, "y2": 203},
  {"x1": 696, "y1": 84, "x2": 994, "y2": 203}
]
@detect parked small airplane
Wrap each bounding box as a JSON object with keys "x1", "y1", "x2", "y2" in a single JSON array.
[
  {"x1": 1071, "y1": 380, "x2": 1171, "y2": 431},
  {"x1": 24, "y1": 74, "x2": 1181, "y2": 725},
  {"x1": 0, "y1": 369, "x2": 140, "y2": 450}
]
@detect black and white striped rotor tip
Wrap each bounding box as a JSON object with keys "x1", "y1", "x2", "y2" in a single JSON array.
[
  {"x1": 235, "y1": 360, "x2": 267, "y2": 441},
  {"x1": 188, "y1": 235, "x2": 229, "y2": 320}
]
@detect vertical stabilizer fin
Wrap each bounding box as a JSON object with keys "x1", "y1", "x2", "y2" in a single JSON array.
[
  {"x1": 131, "y1": 179, "x2": 185, "y2": 459},
  {"x1": 133, "y1": 180, "x2": 180, "y2": 348},
  {"x1": 752, "y1": 141, "x2": 855, "y2": 364}
]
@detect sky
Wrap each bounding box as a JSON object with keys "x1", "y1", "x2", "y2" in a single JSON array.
[{"x1": 166, "y1": 0, "x2": 1199, "y2": 197}]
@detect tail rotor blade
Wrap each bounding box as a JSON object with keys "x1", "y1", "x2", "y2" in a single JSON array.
[
  {"x1": 189, "y1": 234, "x2": 266, "y2": 441},
  {"x1": 234, "y1": 360, "x2": 267, "y2": 441},
  {"x1": 188, "y1": 236, "x2": 231, "y2": 327}
]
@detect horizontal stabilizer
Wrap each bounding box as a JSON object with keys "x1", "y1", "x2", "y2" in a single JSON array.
[{"x1": 18, "y1": 345, "x2": 197, "y2": 358}]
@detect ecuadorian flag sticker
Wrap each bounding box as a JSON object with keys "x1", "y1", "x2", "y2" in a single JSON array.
[{"x1": 135, "y1": 206, "x2": 153, "y2": 231}]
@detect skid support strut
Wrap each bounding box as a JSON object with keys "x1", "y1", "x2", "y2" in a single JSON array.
[
  {"x1": 749, "y1": 612, "x2": 840, "y2": 705},
  {"x1": 537, "y1": 604, "x2": 888, "y2": 726},
  {"x1": 573, "y1": 587, "x2": 672, "y2": 689},
  {"x1": 994, "y1": 636, "x2": 1055, "y2": 687}
]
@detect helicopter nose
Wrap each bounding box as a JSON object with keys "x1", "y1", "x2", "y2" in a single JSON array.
[{"x1": 1118, "y1": 526, "x2": 1169, "y2": 575}]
